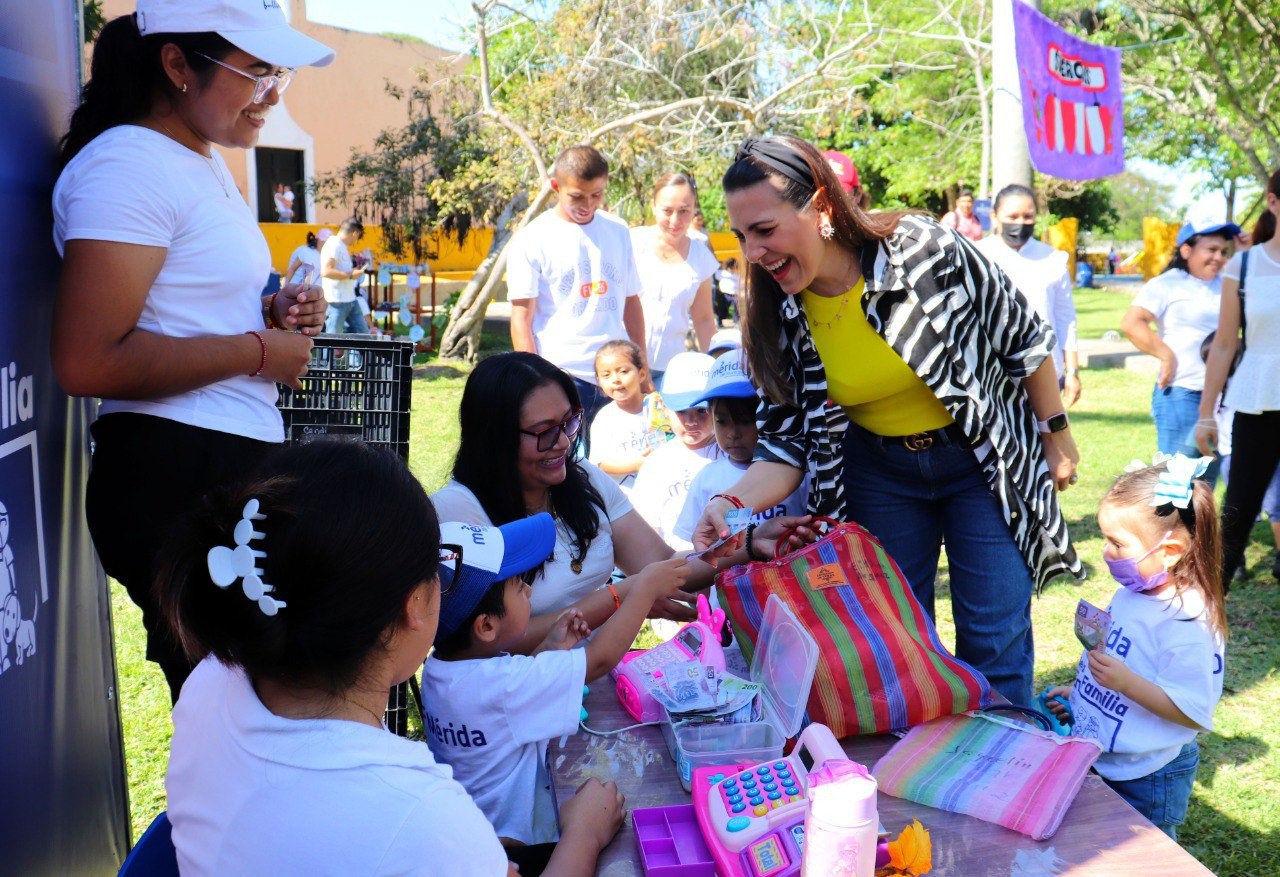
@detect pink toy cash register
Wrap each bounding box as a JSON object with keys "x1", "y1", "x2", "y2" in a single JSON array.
[{"x1": 615, "y1": 594, "x2": 727, "y2": 723}]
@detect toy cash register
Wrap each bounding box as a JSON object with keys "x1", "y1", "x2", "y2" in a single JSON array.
[
  {"x1": 615, "y1": 594, "x2": 728, "y2": 723},
  {"x1": 690, "y1": 723, "x2": 845, "y2": 877}
]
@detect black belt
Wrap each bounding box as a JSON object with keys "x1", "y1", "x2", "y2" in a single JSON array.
[{"x1": 879, "y1": 422, "x2": 979, "y2": 452}]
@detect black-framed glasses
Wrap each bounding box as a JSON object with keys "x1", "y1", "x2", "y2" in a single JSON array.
[
  {"x1": 520, "y1": 409, "x2": 583, "y2": 452},
  {"x1": 194, "y1": 52, "x2": 295, "y2": 104},
  {"x1": 438, "y1": 543, "x2": 463, "y2": 594}
]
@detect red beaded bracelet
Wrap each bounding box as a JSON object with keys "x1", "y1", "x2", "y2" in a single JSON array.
[
  {"x1": 710, "y1": 493, "x2": 744, "y2": 510},
  {"x1": 245, "y1": 330, "x2": 267, "y2": 378}
]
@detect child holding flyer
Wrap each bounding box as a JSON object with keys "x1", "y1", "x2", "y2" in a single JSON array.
[{"x1": 1047, "y1": 455, "x2": 1227, "y2": 841}]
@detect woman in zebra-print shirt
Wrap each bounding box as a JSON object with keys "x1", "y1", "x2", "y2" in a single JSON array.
[{"x1": 692, "y1": 135, "x2": 1082, "y2": 708}]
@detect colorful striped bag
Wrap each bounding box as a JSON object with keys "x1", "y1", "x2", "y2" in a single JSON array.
[
  {"x1": 714, "y1": 520, "x2": 993, "y2": 737},
  {"x1": 872, "y1": 710, "x2": 1104, "y2": 839}
]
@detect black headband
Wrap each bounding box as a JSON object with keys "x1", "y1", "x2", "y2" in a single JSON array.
[{"x1": 735, "y1": 138, "x2": 815, "y2": 192}]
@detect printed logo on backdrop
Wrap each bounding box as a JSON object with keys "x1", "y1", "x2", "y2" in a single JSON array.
[
  {"x1": 1012, "y1": 0, "x2": 1124, "y2": 180},
  {"x1": 0, "y1": 360, "x2": 48, "y2": 678}
]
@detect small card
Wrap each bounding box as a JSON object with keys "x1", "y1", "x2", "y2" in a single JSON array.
[
  {"x1": 1075, "y1": 599, "x2": 1112, "y2": 652},
  {"x1": 687, "y1": 507, "x2": 753, "y2": 560},
  {"x1": 805, "y1": 562, "x2": 848, "y2": 590}
]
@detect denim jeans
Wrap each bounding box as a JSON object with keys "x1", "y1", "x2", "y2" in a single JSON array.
[
  {"x1": 1151, "y1": 385, "x2": 1220, "y2": 484},
  {"x1": 323, "y1": 300, "x2": 369, "y2": 335},
  {"x1": 841, "y1": 423, "x2": 1035, "y2": 707},
  {"x1": 1102, "y1": 741, "x2": 1199, "y2": 841}
]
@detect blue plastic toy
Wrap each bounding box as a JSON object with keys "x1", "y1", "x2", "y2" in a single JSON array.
[{"x1": 1035, "y1": 689, "x2": 1072, "y2": 737}]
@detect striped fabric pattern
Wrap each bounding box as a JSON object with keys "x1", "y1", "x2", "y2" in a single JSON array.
[
  {"x1": 716, "y1": 521, "x2": 993, "y2": 737},
  {"x1": 752, "y1": 215, "x2": 1083, "y2": 589},
  {"x1": 873, "y1": 711, "x2": 1104, "y2": 840}
]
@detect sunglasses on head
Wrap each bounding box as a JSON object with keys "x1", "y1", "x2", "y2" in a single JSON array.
[{"x1": 520, "y1": 409, "x2": 584, "y2": 452}]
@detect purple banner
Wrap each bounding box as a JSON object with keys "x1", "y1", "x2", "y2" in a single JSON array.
[{"x1": 1013, "y1": 1, "x2": 1123, "y2": 180}]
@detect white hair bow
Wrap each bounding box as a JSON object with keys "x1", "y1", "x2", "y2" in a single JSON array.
[{"x1": 1149, "y1": 453, "x2": 1212, "y2": 509}]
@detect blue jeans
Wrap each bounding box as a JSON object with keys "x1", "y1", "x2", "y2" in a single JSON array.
[
  {"x1": 323, "y1": 300, "x2": 370, "y2": 335},
  {"x1": 842, "y1": 423, "x2": 1035, "y2": 707},
  {"x1": 1151, "y1": 386, "x2": 1220, "y2": 484},
  {"x1": 1102, "y1": 741, "x2": 1199, "y2": 841}
]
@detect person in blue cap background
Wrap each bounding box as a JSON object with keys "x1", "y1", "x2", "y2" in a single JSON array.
[{"x1": 1122, "y1": 218, "x2": 1246, "y2": 480}]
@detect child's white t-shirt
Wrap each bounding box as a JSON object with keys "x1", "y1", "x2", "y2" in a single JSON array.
[
  {"x1": 52, "y1": 125, "x2": 282, "y2": 442},
  {"x1": 588, "y1": 401, "x2": 650, "y2": 490},
  {"x1": 430, "y1": 461, "x2": 633, "y2": 616},
  {"x1": 287, "y1": 244, "x2": 321, "y2": 285},
  {"x1": 421, "y1": 648, "x2": 588, "y2": 844},
  {"x1": 1130, "y1": 269, "x2": 1222, "y2": 391},
  {"x1": 320, "y1": 235, "x2": 357, "y2": 303},
  {"x1": 1067, "y1": 586, "x2": 1224, "y2": 781},
  {"x1": 630, "y1": 441, "x2": 721, "y2": 550},
  {"x1": 505, "y1": 209, "x2": 642, "y2": 382},
  {"x1": 631, "y1": 225, "x2": 719, "y2": 372},
  {"x1": 167, "y1": 658, "x2": 509, "y2": 876},
  {"x1": 673, "y1": 457, "x2": 809, "y2": 543},
  {"x1": 716, "y1": 269, "x2": 741, "y2": 298}
]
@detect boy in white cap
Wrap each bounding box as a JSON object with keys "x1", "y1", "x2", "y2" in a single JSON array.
[
  {"x1": 422, "y1": 515, "x2": 688, "y2": 847},
  {"x1": 630, "y1": 351, "x2": 721, "y2": 549},
  {"x1": 674, "y1": 351, "x2": 808, "y2": 544}
]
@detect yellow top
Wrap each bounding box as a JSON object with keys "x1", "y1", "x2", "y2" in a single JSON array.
[{"x1": 801, "y1": 279, "x2": 953, "y2": 435}]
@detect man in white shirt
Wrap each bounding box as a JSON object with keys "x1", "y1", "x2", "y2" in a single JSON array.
[
  {"x1": 321, "y1": 216, "x2": 368, "y2": 334},
  {"x1": 507, "y1": 146, "x2": 647, "y2": 434}
]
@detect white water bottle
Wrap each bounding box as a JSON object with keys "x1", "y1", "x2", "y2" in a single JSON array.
[{"x1": 802, "y1": 759, "x2": 878, "y2": 877}]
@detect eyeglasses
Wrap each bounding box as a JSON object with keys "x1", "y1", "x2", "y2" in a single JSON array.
[
  {"x1": 194, "y1": 52, "x2": 295, "y2": 104},
  {"x1": 520, "y1": 409, "x2": 584, "y2": 452},
  {"x1": 438, "y1": 543, "x2": 463, "y2": 595}
]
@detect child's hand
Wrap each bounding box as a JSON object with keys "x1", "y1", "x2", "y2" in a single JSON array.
[
  {"x1": 536, "y1": 609, "x2": 590, "y2": 653},
  {"x1": 634, "y1": 556, "x2": 690, "y2": 602},
  {"x1": 1086, "y1": 650, "x2": 1135, "y2": 695},
  {"x1": 559, "y1": 778, "x2": 625, "y2": 853},
  {"x1": 1045, "y1": 685, "x2": 1073, "y2": 720}
]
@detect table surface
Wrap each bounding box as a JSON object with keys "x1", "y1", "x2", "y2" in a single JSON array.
[{"x1": 550, "y1": 682, "x2": 1214, "y2": 876}]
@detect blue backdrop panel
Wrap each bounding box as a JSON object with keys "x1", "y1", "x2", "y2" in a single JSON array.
[{"x1": 0, "y1": 2, "x2": 131, "y2": 873}]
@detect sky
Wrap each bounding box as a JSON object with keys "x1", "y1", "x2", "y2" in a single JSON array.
[{"x1": 304, "y1": 0, "x2": 475, "y2": 51}]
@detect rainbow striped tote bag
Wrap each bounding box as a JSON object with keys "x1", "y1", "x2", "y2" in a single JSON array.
[
  {"x1": 714, "y1": 520, "x2": 993, "y2": 737},
  {"x1": 872, "y1": 711, "x2": 1104, "y2": 839}
]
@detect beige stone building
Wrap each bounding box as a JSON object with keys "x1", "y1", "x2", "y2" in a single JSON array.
[{"x1": 96, "y1": 0, "x2": 464, "y2": 224}]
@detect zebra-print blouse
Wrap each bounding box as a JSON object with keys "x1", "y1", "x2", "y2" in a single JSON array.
[{"x1": 753, "y1": 215, "x2": 1082, "y2": 589}]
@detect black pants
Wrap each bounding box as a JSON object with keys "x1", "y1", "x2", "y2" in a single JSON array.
[
  {"x1": 86, "y1": 413, "x2": 274, "y2": 703},
  {"x1": 1221, "y1": 409, "x2": 1280, "y2": 589}
]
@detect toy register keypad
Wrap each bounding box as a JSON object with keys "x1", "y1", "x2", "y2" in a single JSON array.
[{"x1": 714, "y1": 762, "x2": 805, "y2": 822}]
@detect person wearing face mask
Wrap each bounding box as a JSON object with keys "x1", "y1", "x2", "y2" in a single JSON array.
[
  {"x1": 1122, "y1": 220, "x2": 1242, "y2": 480},
  {"x1": 976, "y1": 184, "x2": 1081, "y2": 407},
  {"x1": 1045, "y1": 456, "x2": 1226, "y2": 842}
]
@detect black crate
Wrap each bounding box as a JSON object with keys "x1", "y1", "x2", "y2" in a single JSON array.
[{"x1": 276, "y1": 334, "x2": 414, "y2": 461}]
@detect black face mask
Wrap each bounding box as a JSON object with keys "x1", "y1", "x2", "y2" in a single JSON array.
[{"x1": 1001, "y1": 222, "x2": 1036, "y2": 248}]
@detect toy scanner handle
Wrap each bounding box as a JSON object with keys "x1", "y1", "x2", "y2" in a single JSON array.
[{"x1": 793, "y1": 723, "x2": 845, "y2": 772}]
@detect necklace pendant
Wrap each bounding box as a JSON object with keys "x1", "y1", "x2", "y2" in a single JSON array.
[{"x1": 571, "y1": 558, "x2": 584, "y2": 575}]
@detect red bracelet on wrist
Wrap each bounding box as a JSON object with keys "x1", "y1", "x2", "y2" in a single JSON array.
[
  {"x1": 245, "y1": 330, "x2": 267, "y2": 378},
  {"x1": 710, "y1": 493, "x2": 745, "y2": 510}
]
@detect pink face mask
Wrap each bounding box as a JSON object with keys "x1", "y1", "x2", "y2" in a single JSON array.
[{"x1": 1104, "y1": 530, "x2": 1173, "y2": 593}]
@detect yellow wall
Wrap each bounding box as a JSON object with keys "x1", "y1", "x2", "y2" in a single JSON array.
[
  {"x1": 261, "y1": 224, "x2": 495, "y2": 277},
  {"x1": 1142, "y1": 218, "x2": 1181, "y2": 280},
  {"x1": 1043, "y1": 218, "x2": 1078, "y2": 282}
]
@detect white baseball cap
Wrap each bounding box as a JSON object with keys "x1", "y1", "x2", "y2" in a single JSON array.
[
  {"x1": 315, "y1": 228, "x2": 333, "y2": 242},
  {"x1": 136, "y1": 0, "x2": 336, "y2": 69},
  {"x1": 660, "y1": 351, "x2": 714, "y2": 412},
  {"x1": 708, "y1": 328, "x2": 742, "y2": 357},
  {"x1": 693, "y1": 350, "x2": 754, "y2": 406}
]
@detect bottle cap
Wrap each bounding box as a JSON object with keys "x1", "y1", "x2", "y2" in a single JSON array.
[{"x1": 807, "y1": 759, "x2": 877, "y2": 826}]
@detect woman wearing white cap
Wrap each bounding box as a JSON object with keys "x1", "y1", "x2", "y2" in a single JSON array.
[
  {"x1": 1122, "y1": 218, "x2": 1243, "y2": 479},
  {"x1": 51, "y1": 0, "x2": 335, "y2": 702}
]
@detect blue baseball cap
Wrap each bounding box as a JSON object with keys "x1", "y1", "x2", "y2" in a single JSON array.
[
  {"x1": 1176, "y1": 220, "x2": 1242, "y2": 247},
  {"x1": 436, "y1": 514, "x2": 556, "y2": 641},
  {"x1": 660, "y1": 352, "x2": 714, "y2": 412},
  {"x1": 693, "y1": 349, "x2": 754, "y2": 406}
]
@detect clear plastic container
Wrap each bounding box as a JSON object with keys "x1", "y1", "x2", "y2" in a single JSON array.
[{"x1": 666, "y1": 595, "x2": 819, "y2": 791}]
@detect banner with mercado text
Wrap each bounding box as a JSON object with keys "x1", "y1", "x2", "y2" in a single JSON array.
[{"x1": 1013, "y1": 0, "x2": 1124, "y2": 180}]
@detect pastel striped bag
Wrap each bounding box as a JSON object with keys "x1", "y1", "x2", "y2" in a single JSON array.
[
  {"x1": 872, "y1": 710, "x2": 1104, "y2": 839},
  {"x1": 714, "y1": 519, "x2": 993, "y2": 737}
]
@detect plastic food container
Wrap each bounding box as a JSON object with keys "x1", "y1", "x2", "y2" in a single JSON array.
[
  {"x1": 664, "y1": 596, "x2": 819, "y2": 791},
  {"x1": 632, "y1": 804, "x2": 716, "y2": 876}
]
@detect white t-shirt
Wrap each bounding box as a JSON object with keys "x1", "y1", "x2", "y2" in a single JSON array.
[
  {"x1": 716, "y1": 269, "x2": 741, "y2": 298},
  {"x1": 52, "y1": 125, "x2": 282, "y2": 442},
  {"x1": 287, "y1": 244, "x2": 321, "y2": 285},
  {"x1": 430, "y1": 461, "x2": 633, "y2": 615},
  {"x1": 320, "y1": 235, "x2": 357, "y2": 303},
  {"x1": 588, "y1": 401, "x2": 652, "y2": 491},
  {"x1": 506, "y1": 209, "x2": 642, "y2": 382},
  {"x1": 631, "y1": 225, "x2": 720, "y2": 372},
  {"x1": 1130, "y1": 269, "x2": 1222, "y2": 391},
  {"x1": 673, "y1": 456, "x2": 809, "y2": 543},
  {"x1": 422, "y1": 648, "x2": 587, "y2": 844},
  {"x1": 975, "y1": 236, "x2": 1077, "y2": 376},
  {"x1": 1222, "y1": 247, "x2": 1280, "y2": 413},
  {"x1": 1067, "y1": 586, "x2": 1224, "y2": 782},
  {"x1": 167, "y1": 658, "x2": 508, "y2": 877},
  {"x1": 630, "y1": 441, "x2": 721, "y2": 550}
]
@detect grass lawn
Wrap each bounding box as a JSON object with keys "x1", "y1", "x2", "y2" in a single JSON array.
[{"x1": 111, "y1": 349, "x2": 1279, "y2": 875}]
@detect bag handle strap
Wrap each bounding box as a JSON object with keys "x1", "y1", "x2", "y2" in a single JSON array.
[
  {"x1": 977, "y1": 704, "x2": 1053, "y2": 732},
  {"x1": 1238, "y1": 247, "x2": 1249, "y2": 357},
  {"x1": 773, "y1": 516, "x2": 841, "y2": 559}
]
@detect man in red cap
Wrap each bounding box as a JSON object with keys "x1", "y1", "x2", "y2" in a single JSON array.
[{"x1": 822, "y1": 149, "x2": 871, "y2": 209}]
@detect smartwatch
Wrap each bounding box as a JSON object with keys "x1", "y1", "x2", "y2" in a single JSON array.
[{"x1": 1037, "y1": 412, "x2": 1070, "y2": 434}]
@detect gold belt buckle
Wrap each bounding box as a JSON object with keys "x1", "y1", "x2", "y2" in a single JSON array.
[{"x1": 903, "y1": 432, "x2": 933, "y2": 451}]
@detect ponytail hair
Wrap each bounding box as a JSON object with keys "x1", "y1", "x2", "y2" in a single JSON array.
[
  {"x1": 1103, "y1": 464, "x2": 1227, "y2": 640},
  {"x1": 1252, "y1": 168, "x2": 1280, "y2": 245},
  {"x1": 58, "y1": 15, "x2": 234, "y2": 168},
  {"x1": 305, "y1": 231, "x2": 318, "y2": 249}
]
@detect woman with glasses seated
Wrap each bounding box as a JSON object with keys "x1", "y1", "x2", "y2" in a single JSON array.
[
  {"x1": 51, "y1": 0, "x2": 332, "y2": 702},
  {"x1": 431, "y1": 352, "x2": 814, "y2": 652}
]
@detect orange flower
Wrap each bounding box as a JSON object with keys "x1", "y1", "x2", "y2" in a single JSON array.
[{"x1": 886, "y1": 819, "x2": 932, "y2": 876}]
